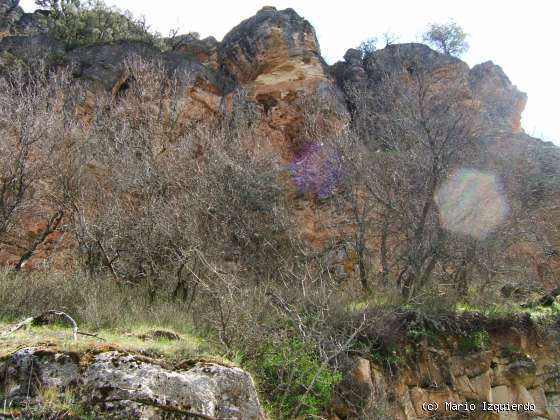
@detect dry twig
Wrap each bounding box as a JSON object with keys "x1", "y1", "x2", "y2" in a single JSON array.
[{"x1": 0, "y1": 310, "x2": 103, "y2": 341}]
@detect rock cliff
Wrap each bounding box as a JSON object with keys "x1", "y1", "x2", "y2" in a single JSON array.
[
  {"x1": 0, "y1": 0, "x2": 45, "y2": 35},
  {"x1": 0, "y1": 3, "x2": 535, "y2": 150},
  {"x1": 0, "y1": 2, "x2": 556, "y2": 282},
  {"x1": 1, "y1": 3, "x2": 560, "y2": 419}
]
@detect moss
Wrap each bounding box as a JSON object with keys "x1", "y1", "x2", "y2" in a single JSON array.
[
  {"x1": 407, "y1": 326, "x2": 441, "y2": 347},
  {"x1": 369, "y1": 341, "x2": 407, "y2": 371}
]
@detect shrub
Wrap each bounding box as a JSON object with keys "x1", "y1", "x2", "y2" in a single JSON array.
[
  {"x1": 35, "y1": 0, "x2": 163, "y2": 48},
  {"x1": 251, "y1": 338, "x2": 342, "y2": 419},
  {"x1": 0, "y1": 268, "x2": 195, "y2": 331},
  {"x1": 357, "y1": 37, "x2": 377, "y2": 59},
  {"x1": 459, "y1": 330, "x2": 490, "y2": 353},
  {"x1": 407, "y1": 326, "x2": 440, "y2": 347}
]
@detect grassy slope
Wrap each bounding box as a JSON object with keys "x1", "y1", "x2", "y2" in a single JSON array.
[{"x1": 0, "y1": 321, "x2": 223, "y2": 364}]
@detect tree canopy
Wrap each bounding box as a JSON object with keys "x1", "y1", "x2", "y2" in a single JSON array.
[
  {"x1": 34, "y1": 0, "x2": 162, "y2": 48},
  {"x1": 422, "y1": 21, "x2": 469, "y2": 56}
]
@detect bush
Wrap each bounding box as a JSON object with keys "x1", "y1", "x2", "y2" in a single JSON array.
[
  {"x1": 0, "y1": 268, "x2": 194, "y2": 331},
  {"x1": 357, "y1": 37, "x2": 377, "y2": 59},
  {"x1": 459, "y1": 330, "x2": 490, "y2": 353},
  {"x1": 35, "y1": 0, "x2": 163, "y2": 48},
  {"x1": 251, "y1": 338, "x2": 342, "y2": 419}
]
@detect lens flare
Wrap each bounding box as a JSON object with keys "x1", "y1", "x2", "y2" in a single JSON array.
[
  {"x1": 290, "y1": 143, "x2": 342, "y2": 198},
  {"x1": 435, "y1": 169, "x2": 509, "y2": 238}
]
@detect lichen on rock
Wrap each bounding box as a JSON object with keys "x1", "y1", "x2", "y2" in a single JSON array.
[{"x1": 0, "y1": 347, "x2": 264, "y2": 419}]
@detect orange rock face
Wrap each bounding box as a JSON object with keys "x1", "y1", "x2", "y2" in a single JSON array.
[
  {"x1": 218, "y1": 6, "x2": 347, "y2": 152},
  {"x1": 0, "y1": 6, "x2": 557, "y2": 282}
]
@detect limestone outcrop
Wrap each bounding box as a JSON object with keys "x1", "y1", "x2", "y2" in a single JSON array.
[
  {"x1": 0, "y1": 347, "x2": 264, "y2": 419},
  {"x1": 0, "y1": 0, "x2": 24, "y2": 34},
  {"x1": 333, "y1": 42, "x2": 527, "y2": 137},
  {"x1": 470, "y1": 61, "x2": 528, "y2": 133},
  {"x1": 219, "y1": 6, "x2": 346, "y2": 147},
  {"x1": 168, "y1": 34, "x2": 220, "y2": 69},
  {"x1": 219, "y1": 6, "x2": 325, "y2": 86}
]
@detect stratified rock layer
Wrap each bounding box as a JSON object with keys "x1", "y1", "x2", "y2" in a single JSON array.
[{"x1": 332, "y1": 322, "x2": 560, "y2": 419}]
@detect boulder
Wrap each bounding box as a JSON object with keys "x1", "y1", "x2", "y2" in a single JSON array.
[
  {"x1": 0, "y1": 0, "x2": 46, "y2": 35},
  {"x1": 0, "y1": 348, "x2": 80, "y2": 404},
  {"x1": 0, "y1": 348, "x2": 264, "y2": 419},
  {"x1": 333, "y1": 42, "x2": 528, "y2": 138},
  {"x1": 449, "y1": 350, "x2": 493, "y2": 378},
  {"x1": 331, "y1": 48, "x2": 367, "y2": 87},
  {"x1": 454, "y1": 375, "x2": 478, "y2": 401},
  {"x1": 547, "y1": 394, "x2": 560, "y2": 419},
  {"x1": 504, "y1": 357, "x2": 537, "y2": 387},
  {"x1": 169, "y1": 34, "x2": 220, "y2": 69},
  {"x1": 409, "y1": 385, "x2": 460, "y2": 418},
  {"x1": 84, "y1": 352, "x2": 264, "y2": 419},
  {"x1": 0, "y1": 0, "x2": 22, "y2": 33},
  {"x1": 470, "y1": 371, "x2": 493, "y2": 402},
  {"x1": 332, "y1": 357, "x2": 375, "y2": 418},
  {"x1": 219, "y1": 6, "x2": 325, "y2": 85},
  {"x1": 528, "y1": 386, "x2": 549, "y2": 417}
]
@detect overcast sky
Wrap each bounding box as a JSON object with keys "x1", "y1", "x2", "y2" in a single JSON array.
[{"x1": 20, "y1": 0, "x2": 560, "y2": 145}]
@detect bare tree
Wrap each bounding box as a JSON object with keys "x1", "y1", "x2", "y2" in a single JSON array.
[
  {"x1": 0, "y1": 64, "x2": 71, "y2": 265},
  {"x1": 340, "y1": 65, "x2": 483, "y2": 299}
]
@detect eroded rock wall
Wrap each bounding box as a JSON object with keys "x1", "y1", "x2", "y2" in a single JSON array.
[
  {"x1": 0, "y1": 5, "x2": 558, "y2": 280},
  {"x1": 333, "y1": 324, "x2": 560, "y2": 419}
]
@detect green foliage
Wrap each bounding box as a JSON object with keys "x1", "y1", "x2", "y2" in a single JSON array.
[
  {"x1": 357, "y1": 32, "x2": 399, "y2": 59},
  {"x1": 251, "y1": 339, "x2": 342, "y2": 419},
  {"x1": 35, "y1": 0, "x2": 163, "y2": 48},
  {"x1": 407, "y1": 326, "x2": 441, "y2": 347},
  {"x1": 0, "y1": 51, "x2": 24, "y2": 70},
  {"x1": 422, "y1": 21, "x2": 469, "y2": 56},
  {"x1": 459, "y1": 330, "x2": 490, "y2": 353},
  {"x1": 357, "y1": 37, "x2": 377, "y2": 59},
  {"x1": 370, "y1": 343, "x2": 405, "y2": 369}
]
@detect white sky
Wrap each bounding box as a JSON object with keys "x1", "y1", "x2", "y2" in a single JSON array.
[{"x1": 20, "y1": 0, "x2": 560, "y2": 145}]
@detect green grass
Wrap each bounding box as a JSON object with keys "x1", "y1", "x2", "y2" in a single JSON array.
[
  {"x1": 0, "y1": 269, "x2": 227, "y2": 364},
  {"x1": 456, "y1": 300, "x2": 560, "y2": 319},
  {"x1": 0, "y1": 320, "x2": 221, "y2": 364},
  {"x1": 0, "y1": 268, "x2": 197, "y2": 330}
]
